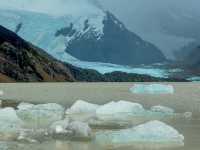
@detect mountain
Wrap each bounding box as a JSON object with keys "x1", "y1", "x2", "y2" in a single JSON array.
[
  {"x1": 0, "y1": 0, "x2": 166, "y2": 66},
  {"x1": 59, "y1": 11, "x2": 166, "y2": 65},
  {"x1": 101, "y1": 0, "x2": 200, "y2": 59},
  {"x1": 0, "y1": 25, "x2": 75, "y2": 82},
  {"x1": 0, "y1": 25, "x2": 186, "y2": 82}
]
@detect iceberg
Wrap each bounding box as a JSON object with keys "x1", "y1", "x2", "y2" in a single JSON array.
[
  {"x1": 49, "y1": 119, "x2": 92, "y2": 139},
  {"x1": 0, "y1": 108, "x2": 23, "y2": 140},
  {"x1": 49, "y1": 119, "x2": 72, "y2": 137},
  {"x1": 95, "y1": 120, "x2": 184, "y2": 148},
  {"x1": 68, "y1": 121, "x2": 92, "y2": 139},
  {"x1": 130, "y1": 84, "x2": 174, "y2": 94},
  {"x1": 66, "y1": 100, "x2": 99, "y2": 115},
  {"x1": 151, "y1": 105, "x2": 174, "y2": 114},
  {"x1": 96, "y1": 101, "x2": 145, "y2": 121},
  {"x1": 183, "y1": 112, "x2": 193, "y2": 119},
  {"x1": 17, "y1": 103, "x2": 65, "y2": 128},
  {"x1": 0, "y1": 90, "x2": 3, "y2": 96}
]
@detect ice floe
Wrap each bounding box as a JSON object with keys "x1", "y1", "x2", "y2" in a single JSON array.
[
  {"x1": 17, "y1": 103, "x2": 65, "y2": 128},
  {"x1": 65, "y1": 100, "x2": 190, "y2": 128},
  {"x1": 49, "y1": 119, "x2": 92, "y2": 139},
  {"x1": 151, "y1": 105, "x2": 174, "y2": 114},
  {"x1": 130, "y1": 84, "x2": 174, "y2": 94},
  {"x1": 0, "y1": 90, "x2": 3, "y2": 96},
  {"x1": 95, "y1": 120, "x2": 184, "y2": 148},
  {"x1": 183, "y1": 112, "x2": 193, "y2": 119},
  {"x1": 96, "y1": 101, "x2": 145, "y2": 121},
  {"x1": 68, "y1": 121, "x2": 92, "y2": 138},
  {"x1": 0, "y1": 108, "x2": 23, "y2": 140},
  {"x1": 66, "y1": 100, "x2": 99, "y2": 115}
]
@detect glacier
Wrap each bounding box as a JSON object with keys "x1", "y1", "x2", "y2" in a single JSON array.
[{"x1": 0, "y1": 8, "x2": 171, "y2": 78}]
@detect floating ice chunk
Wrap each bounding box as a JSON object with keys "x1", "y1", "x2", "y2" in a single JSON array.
[
  {"x1": 68, "y1": 121, "x2": 92, "y2": 138},
  {"x1": 0, "y1": 108, "x2": 23, "y2": 140},
  {"x1": 49, "y1": 119, "x2": 92, "y2": 139},
  {"x1": 183, "y1": 112, "x2": 192, "y2": 119},
  {"x1": 151, "y1": 105, "x2": 174, "y2": 114},
  {"x1": 66, "y1": 100, "x2": 100, "y2": 115},
  {"x1": 17, "y1": 102, "x2": 35, "y2": 110},
  {"x1": 130, "y1": 84, "x2": 174, "y2": 94},
  {"x1": 0, "y1": 90, "x2": 3, "y2": 96},
  {"x1": 96, "y1": 101, "x2": 145, "y2": 121},
  {"x1": 49, "y1": 119, "x2": 71, "y2": 135},
  {"x1": 17, "y1": 103, "x2": 65, "y2": 128},
  {"x1": 95, "y1": 120, "x2": 184, "y2": 148}
]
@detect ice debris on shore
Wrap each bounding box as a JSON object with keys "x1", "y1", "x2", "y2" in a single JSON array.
[
  {"x1": 95, "y1": 120, "x2": 184, "y2": 148},
  {"x1": 130, "y1": 84, "x2": 174, "y2": 94}
]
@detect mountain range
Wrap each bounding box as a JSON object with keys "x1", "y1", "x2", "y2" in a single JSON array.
[
  {"x1": 0, "y1": 0, "x2": 166, "y2": 66},
  {"x1": 1, "y1": 25, "x2": 180, "y2": 82}
]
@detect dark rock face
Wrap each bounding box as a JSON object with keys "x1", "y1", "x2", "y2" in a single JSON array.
[
  {"x1": 57, "y1": 12, "x2": 166, "y2": 65},
  {"x1": 0, "y1": 25, "x2": 75, "y2": 82},
  {"x1": 0, "y1": 25, "x2": 184, "y2": 82}
]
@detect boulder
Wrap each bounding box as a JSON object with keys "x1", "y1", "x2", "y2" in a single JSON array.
[
  {"x1": 130, "y1": 84, "x2": 174, "y2": 94},
  {"x1": 95, "y1": 120, "x2": 184, "y2": 148},
  {"x1": 66, "y1": 100, "x2": 99, "y2": 115},
  {"x1": 17, "y1": 103, "x2": 65, "y2": 128}
]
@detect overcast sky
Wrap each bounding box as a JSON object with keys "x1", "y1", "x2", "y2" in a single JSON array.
[
  {"x1": 100, "y1": 0, "x2": 200, "y2": 58},
  {"x1": 100, "y1": 0, "x2": 200, "y2": 30}
]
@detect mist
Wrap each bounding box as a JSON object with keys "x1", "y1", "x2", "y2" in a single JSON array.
[
  {"x1": 0, "y1": 0, "x2": 102, "y2": 16},
  {"x1": 1, "y1": 0, "x2": 200, "y2": 58},
  {"x1": 100, "y1": 0, "x2": 200, "y2": 59}
]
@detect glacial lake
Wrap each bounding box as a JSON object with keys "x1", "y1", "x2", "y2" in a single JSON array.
[{"x1": 0, "y1": 83, "x2": 200, "y2": 150}]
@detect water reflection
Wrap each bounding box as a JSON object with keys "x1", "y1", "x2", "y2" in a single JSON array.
[{"x1": 1, "y1": 118, "x2": 200, "y2": 150}]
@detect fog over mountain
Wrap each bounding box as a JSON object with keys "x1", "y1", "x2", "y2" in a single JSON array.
[
  {"x1": 1, "y1": 0, "x2": 199, "y2": 59},
  {"x1": 100, "y1": 0, "x2": 200, "y2": 59}
]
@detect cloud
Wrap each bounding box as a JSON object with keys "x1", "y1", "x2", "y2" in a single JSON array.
[{"x1": 0, "y1": 0, "x2": 102, "y2": 16}]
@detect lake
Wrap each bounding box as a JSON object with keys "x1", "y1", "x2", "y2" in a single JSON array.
[{"x1": 0, "y1": 82, "x2": 200, "y2": 150}]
